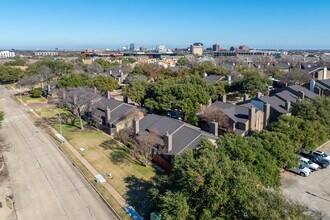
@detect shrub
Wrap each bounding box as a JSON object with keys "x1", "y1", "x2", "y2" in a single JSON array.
[{"x1": 31, "y1": 88, "x2": 43, "y2": 98}]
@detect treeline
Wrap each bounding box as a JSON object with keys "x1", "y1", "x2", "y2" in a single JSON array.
[
  {"x1": 123, "y1": 74, "x2": 226, "y2": 125},
  {"x1": 58, "y1": 73, "x2": 119, "y2": 92}
]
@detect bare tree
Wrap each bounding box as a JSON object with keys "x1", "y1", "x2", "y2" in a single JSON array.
[
  {"x1": 200, "y1": 106, "x2": 232, "y2": 132},
  {"x1": 280, "y1": 69, "x2": 312, "y2": 86},
  {"x1": 136, "y1": 128, "x2": 163, "y2": 166},
  {"x1": 37, "y1": 65, "x2": 53, "y2": 87},
  {"x1": 17, "y1": 74, "x2": 40, "y2": 90},
  {"x1": 60, "y1": 87, "x2": 99, "y2": 129},
  {"x1": 87, "y1": 63, "x2": 103, "y2": 75}
]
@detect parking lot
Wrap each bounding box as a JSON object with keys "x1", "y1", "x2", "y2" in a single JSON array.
[{"x1": 281, "y1": 142, "x2": 330, "y2": 219}]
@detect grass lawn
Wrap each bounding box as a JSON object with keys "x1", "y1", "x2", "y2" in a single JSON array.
[
  {"x1": 35, "y1": 105, "x2": 156, "y2": 197},
  {"x1": 34, "y1": 105, "x2": 69, "y2": 118},
  {"x1": 21, "y1": 95, "x2": 48, "y2": 104}
]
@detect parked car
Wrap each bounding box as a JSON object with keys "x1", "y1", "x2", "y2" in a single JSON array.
[
  {"x1": 300, "y1": 157, "x2": 320, "y2": 171},
  {"x1": 310, "y1": 150, "x2": 330, "y2": 163},
  {"x1": 286, "y1": 164, "x2": 311, "y2": 177},
  {"x1": 300, "y1": 152, "x2": 329, "y2": 169}
]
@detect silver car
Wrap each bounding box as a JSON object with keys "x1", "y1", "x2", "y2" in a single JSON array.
[
  {"x1": 288, "y1": 164, "x2": 311, "y2": 177},
  {"x1": 300, "y1": 157, "x2": 320, "y2": 171}
]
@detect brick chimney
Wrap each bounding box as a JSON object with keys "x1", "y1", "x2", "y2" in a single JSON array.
[
  {"x1": 47, "y1": 84, "x2": 51, "y2": 95},
  {"x1": 285, "y1": 101, "x2": 291, "y2": 112},
  {"x1": 164, "y1": 131, "x2": 173, "y2": 153},
  {"x1": 248, "y1": 106, "x2": 256, "y2": 131},
  {"x1": 133, "y1": 118, "x2": 139, "y2": 134},
  {"x1": 256, "y1": 92, "x2": 262, "y2": 98},
  {"x1": 263, "y1": 102, "x2": 270, "y2": 128},
  {"x1": 105, "y1": 106, "x2": 111, "y2": 123},
  {"x1": 106, "y1": 90, "x2": 111, "y2": 99},
  {"x1": 220, "y1": 94, "x2": 227, "y2": 103},
  {"x1": 244, "y1": 94, "x2": 249, "y2": 102},
  {"x1": 210, "y1": 120, "x2": 218, "y2": 136},
  {"x1": 323, "y1": 66, "x2": 328, "y2": 80},
  {"x1": 298, "y1": 91, "x2": 305, "y2": 100}
]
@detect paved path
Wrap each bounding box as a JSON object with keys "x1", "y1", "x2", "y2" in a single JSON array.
[{"x1": 0, "y1": 85, "x2": 118, "y2": 220}]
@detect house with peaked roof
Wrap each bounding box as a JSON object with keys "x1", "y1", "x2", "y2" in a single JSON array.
[
  {"x1": 86, "y1": 92, "x2": 144, "y2": 135},
  {"x1": 202, "y1": 74, "x2": 224, "y2": 84},
  {"x1": 251, "y1": 85, "x2": 318, "y2": 122},
  {"x1": 201, "y1": 97, "x2": 265, "y2": 136},
  {"x1": 132, "y1": 114, "x2": 217, "y2": 167},
  {"x1": 310, "y1": 79, "x2": 330, "y2": 97}
]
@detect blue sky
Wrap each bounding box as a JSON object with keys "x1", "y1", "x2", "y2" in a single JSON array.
[{"x1": 1, "y1": 0, "x2": 329, "y2": 50}]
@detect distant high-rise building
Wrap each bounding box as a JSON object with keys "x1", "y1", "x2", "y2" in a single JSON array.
[
  {"x1": 129, "y1": 43, "x2": 135, "y2": 50},
  {"x1": 190, "y1": 42, "x2": 203, "y2": 56},
  {"x1": 239, "y1": 45, "x2": 249, "y2": 51},
  {"x1": 139, "y1": 46, "x2": 148, "y2": 52},
  {"x1": 156, "y1": 45, "x2": 166, "y2": 53},
  {"x1": 212, "y1": 44, "x2": 220, "y2": 52}
]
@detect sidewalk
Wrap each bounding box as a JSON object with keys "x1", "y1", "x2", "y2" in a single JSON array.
[{"x1": 21, "y1": 100, "x2": 127, "y2": 207}]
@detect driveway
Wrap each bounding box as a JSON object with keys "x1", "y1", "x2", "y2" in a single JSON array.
[
  {"x1": 281, "y1": 142, "x2": 330, "y2": 219},
  {"x1": 0, "y1": 85, "x2": 118, "y2": 220}
]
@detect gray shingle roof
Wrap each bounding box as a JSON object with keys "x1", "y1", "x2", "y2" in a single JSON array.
[
  {"x1": 138, "y1": 114, "x2": 216, "y2": 155},
  {"x1": 203, "y1": 75, "x2": 223, "y2": 84},
  {"x1": 316, "y1": 79, "x2": 330, "y2": 90},
  {"x1": 257, "y1": 96, "x2": 288, "y2": 114},
  {"x1": 287, "y1": 85, "x2": 318, "y2": 100},
  {"x1": 91, "y1": 97, "x2": 135, "y2": 125},
  {"x1": 212, "y1": 101, "x2": 250, "y2": 123}
]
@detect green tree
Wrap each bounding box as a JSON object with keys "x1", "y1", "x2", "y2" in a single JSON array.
[
  {"x1": 92, "y1": 75, "x2": 119, "y2": 92},
  {"x1": 0, "y1": 66, "x2": 25, "y2": 83},
  {"x1": 58, "y1": 73, "x2": 92, "y2": 88},
  {"x1": 176, "y1": 57, "x2": 190, "y2": 67},
  {"x1": 4, "y1": 58, "x2": 26, "y2": 66},
  {"x1": 94, "y1": 59, "x2": 119, "y2": 70},
  {"x1": 192, "y1": 61, "x2": 228, "y2": 76},
  {"x1": 31, "y1": 88, "x2": 43, "y2": 98},
  {"x1": 230, "y1": 70, "x2": 271, "y2": 96},
  {"x1": 271, "y1": 115, "x2": 328, "y2": 150},
  {"x1": 149, "y1": 139, "x2": 315, "y2": 219},
  {"x1": 131, "y1": 65, "x2": 145, "y2": 75},
  {"x1": 217, "y1": 134, "x2": 280, "y2": 187},
  {"x1": 122, "y1": 80, "x2": 148, "y2": 106}
]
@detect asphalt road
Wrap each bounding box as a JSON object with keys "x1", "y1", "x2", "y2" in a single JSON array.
[{"x1": 0, "y1": 85, "x2": 118, "y2": 220}]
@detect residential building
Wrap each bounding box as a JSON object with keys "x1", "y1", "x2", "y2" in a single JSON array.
[
  {"x1": 202, "y1": 74, "x2": 224, "y2": 84},
  {"x1": 252, "y1": 85, "x2": 318, "y2": 122},
  {"x1": 0, "y1": 51, "x2": 15, "y2": 58},
  {"x1": 86, "y1": 93, "x2": 144, "y2": 135},
  {"x1": 190, "y1": 42, "x2": 203, "y2": 56},
  {"x1": 201, "y1": 98, "x2": 265, "y2": 136},
  {"x1": 33, "y1": 51, "x2": 58, "y2": 56},
  {"x1": 310, "y1": 79, "x2": 330, "y2": 96},
  {"x1": 133, "y1": 114, "x2": 217, "y2": 169},
  {"x1": 273, "y1": 62, "x2": 291, "y2": 72},
  {"x1": 301, "y1": 64, "x2": 328, "y2": 80}
]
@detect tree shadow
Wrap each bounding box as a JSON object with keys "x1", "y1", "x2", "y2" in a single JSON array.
[
  {"x1": 124, "y1": 175, "x2": 154, "y2": 217},
  {"x1": 109, "y1": 148, "x2": 130, "y2": 165},
  {"x1": 100, "y1": 139, "x2": 119, "y2": 150}
]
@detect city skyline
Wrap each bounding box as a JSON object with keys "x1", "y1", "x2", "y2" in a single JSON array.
[{"x1": 1, "y1": 0, "x2": 330, "y2": 50}]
